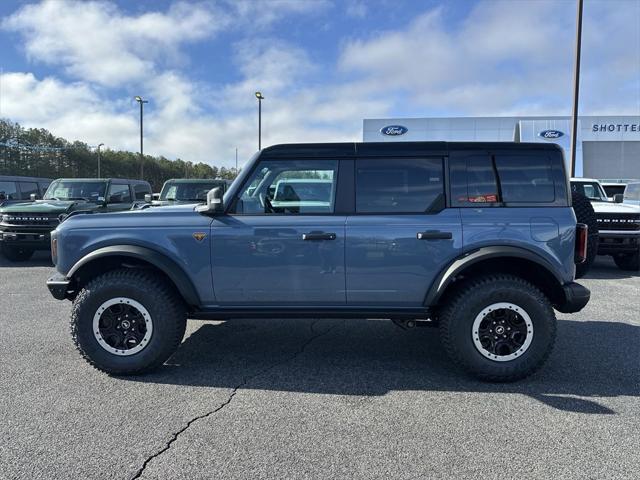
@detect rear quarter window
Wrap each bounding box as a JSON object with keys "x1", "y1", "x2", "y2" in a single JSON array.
[{"x1": 494, "y1": 154, "x2": 555, "y2": 203}]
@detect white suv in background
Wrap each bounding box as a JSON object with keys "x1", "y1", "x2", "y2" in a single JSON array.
[{"x1": 571, "y1": 178, "x2": 640, "y2": 271}]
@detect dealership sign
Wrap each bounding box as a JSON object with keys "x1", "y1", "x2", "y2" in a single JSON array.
[
  {"x1": 538, "y1": 130, "x2": 564, "y2": 140},
  {"x1": 380, "y1": 125, "x2": 408, "y2": 136},
  {"x1": 592, "y1": 123, "x2": 640, "y2": 132}
]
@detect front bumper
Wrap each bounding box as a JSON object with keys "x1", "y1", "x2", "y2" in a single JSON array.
[
  {"x1": 0, "y1": 229, "x2": 52, "y2": 249},
  {"x1": 556, "y1": 282, "x2": 590, "y2": 314},
  {"x1": 47, "y1": 273, "x2": 72, "y2": 300}
]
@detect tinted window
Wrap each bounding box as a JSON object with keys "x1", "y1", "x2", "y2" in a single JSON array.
[
  {"x1": 235, "y1": 159, "x2": 338, "y2": 214},
  {"x1": 18, "y1": 182, "x2": 39, "y2": 199},
  {"x1": 356, "y1": 158, "x2": 443, "y2": 213},
  {"x1": 133, "y1": 183, "x2": 151, "y2": 200},
  {"x1": 0, "y1": 181, "x2": 18, "y2": 200},
  {"x1": 466, "y1": 156, "x2": 499, "y2": 203},
  {"x1": 38, "y1": 182, "x2": 51, "y2": 193},
  {"x1": 107, "y1": 184, "x2": 132, "y2": 203},
  {"x1": 603, "y1": 184, "x2": 626, "y2": 197},
  {"x1": 495, "y1": 154, "x2": 555, "y2": 203}
]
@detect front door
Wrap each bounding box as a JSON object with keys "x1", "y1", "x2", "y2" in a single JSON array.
[
  {"x1": 346, "y1": 157, "x2": 462, "y2": 306},
  {"x1": 211, "y1": 159, "x2": 346, "y2": 305}
]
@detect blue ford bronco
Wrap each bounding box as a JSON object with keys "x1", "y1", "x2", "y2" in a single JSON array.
[{"x1": 47, "y1": 142, "x2": 590, "y2": 381}]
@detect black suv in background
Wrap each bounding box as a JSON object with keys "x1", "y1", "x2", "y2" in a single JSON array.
[
  {"x1": 0, "y1": 178, "x2": 151, "y2": 261},
  {"x1": 0, "y1": 175, "x2": 52, "y2": 204}
]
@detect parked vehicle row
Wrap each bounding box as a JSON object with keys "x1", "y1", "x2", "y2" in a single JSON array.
[
  {"x1": 0, "y1": 175, "x2": 51, "y2": 203},
  {"x1": 46, "y1": 141, "x2": 590, "y2": 382},
  {"x1": 0, "y1": 178, "x2": 151, "y2": 261},
  {"x1": 0, "y1": 177, "x2": 233, "y2": 261}
]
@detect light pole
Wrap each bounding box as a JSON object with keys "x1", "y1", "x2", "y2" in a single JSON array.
[
  {"x1": 97, "y1": 143, "x2": 104, "y2": 178},
  {"x1": 569, "y1": 0, "x2": 584, "y2": 177},
  {"x1": 255, "y1": 91, "x2": 264, "y2": 150},
  {"x1": 134, "y1": 96, "x2": 148, "y2": 179}
]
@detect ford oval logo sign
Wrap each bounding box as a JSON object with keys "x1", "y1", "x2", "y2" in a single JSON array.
[
  {"x1": 380, "y1": 125, "x2": 408, "y2": 136},
  {"x1": 539, "y1": 129, "x2": 564, "y2": 140}
]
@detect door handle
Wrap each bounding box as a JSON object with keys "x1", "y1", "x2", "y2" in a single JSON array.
[
  {"x1": 417, "y1": 231, "x2": 453, "y2": 240},
  {"x1": 302, "y1": 232, "x2": 337, "y2": 241}
]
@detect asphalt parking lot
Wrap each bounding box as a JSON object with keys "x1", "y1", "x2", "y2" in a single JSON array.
[{"x1": 1, "y1": 253, "x2": 639, "y2": 480}]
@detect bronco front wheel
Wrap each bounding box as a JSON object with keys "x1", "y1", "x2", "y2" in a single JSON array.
[{"x1": 70, "y1": 269, "x2": 187, "y2": 375}]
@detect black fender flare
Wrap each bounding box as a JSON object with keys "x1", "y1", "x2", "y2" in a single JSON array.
[
  {"x1": 67, "y1": 245, "x2": 200, "y2": 306},
  {"x1": 424, "y1": 245, "x2": 565, "y2": 306}
]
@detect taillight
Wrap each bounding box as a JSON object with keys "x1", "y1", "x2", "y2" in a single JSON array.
[{"x1": 575, "y1": 223, "x2": 588, "y2": 264}]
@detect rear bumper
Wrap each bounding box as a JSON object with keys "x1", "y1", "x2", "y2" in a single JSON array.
[
  {"x1": 556, "y1": 282, "x2": 590, "y2": 314},
  {"x1": 46, "y1": 273, "x2": 72, "y2": 300}
]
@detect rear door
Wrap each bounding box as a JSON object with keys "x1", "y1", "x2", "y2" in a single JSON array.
[{"x1": 345, "y1": 156, "x2": 462, "y2": 306}]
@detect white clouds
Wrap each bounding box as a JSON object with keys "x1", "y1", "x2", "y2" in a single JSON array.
[
  {"x1": 0, "y1": 72, "x2": 138, "y2": 149},
  {"x1": 0, "y1": 0, "x2": 637, "y2": 170},
  {"x1": 3, "y1": 0, "x2": 221, "y2": 86},
  {"x1": 339, "y1": 0, "x2": 639, "y2": 116}
]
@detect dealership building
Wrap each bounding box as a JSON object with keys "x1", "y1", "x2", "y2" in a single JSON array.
[{"x1": 363, "y1": 116, "x2": 640, "y2": 179}]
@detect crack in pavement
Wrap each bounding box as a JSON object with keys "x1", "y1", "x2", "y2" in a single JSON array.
[{"x1": 130, "y1": 319, "x2": 338, "y2": 480}]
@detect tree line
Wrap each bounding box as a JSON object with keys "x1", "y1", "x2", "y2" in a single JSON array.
[{"x1": 0, "y1": 119, "x2": 238, "y2": 191}]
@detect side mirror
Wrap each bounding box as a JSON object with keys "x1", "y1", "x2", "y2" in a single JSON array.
[
  {"x1": 614, "y1": 194, "x2": 624, "y2": 203},
  {"x1": 196, "y1": 187, "x2": 224, "y2": 215},
  {"x1": 144, "y1": 193, "x2": 152, "y2": 203},
  {"x1": 30, "y1": 193, "x2": 38, "y2": 201}
]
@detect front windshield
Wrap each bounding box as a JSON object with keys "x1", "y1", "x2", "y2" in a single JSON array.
[
  {"x1": 160, "y1": 182, "x2": 226, "y2": 202},
  {"x1": 572, "y1": 181, "x2": 608, "y2": 202},
  {"x1": 44, "y1": 180, "x2": 107, "y2": 201}
]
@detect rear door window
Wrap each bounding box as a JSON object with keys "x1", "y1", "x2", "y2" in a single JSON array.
[
  {"x1": 355, "y1": 158, "x2": 444, "y2": 213},
  {"x1": 494, "y1": 154, "x2": 555, "y2": 203}
]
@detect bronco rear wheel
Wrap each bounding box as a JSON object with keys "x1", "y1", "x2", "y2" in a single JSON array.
[
  {"x1": 439, "y1": 274, "x2": 556, "y2": 382},
  {"x1": 70, "y1": 268, "x2": 187, "y2": 375}
]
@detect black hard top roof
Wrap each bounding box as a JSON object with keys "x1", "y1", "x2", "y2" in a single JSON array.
[
  {"x1": 164, "y1": 178, "x2": 229, "y2": 184},
  {"x1": 0, "y1": 175, "x2": 52, "y2": 182},
  {"x1": 52, "y1": 178, "x2": 150, "y2": 184},
  {"x1": 259, "y1": 141, "x2": 562, "y2": 159}
]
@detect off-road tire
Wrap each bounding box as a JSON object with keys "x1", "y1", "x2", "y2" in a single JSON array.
[
  {"x1": 613, "y1": 251, "x2": 640, "y2": 271},
  {"x1": 1, "y1": 245, "x2": 35, "y2": 262},
  {"x1": 572, "y1": 191, "x2": 598, "y2": 278},
  {"x1": 439, "y1": 275, "x2": 556, "y2": 382},
  {"x1": 70, "y1": 268, "x2": 187, "y2": 375}
]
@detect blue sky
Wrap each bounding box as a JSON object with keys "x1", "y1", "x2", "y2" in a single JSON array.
[{"x1": 0, "y1": 0, "x2": 638, "y2": 167}]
